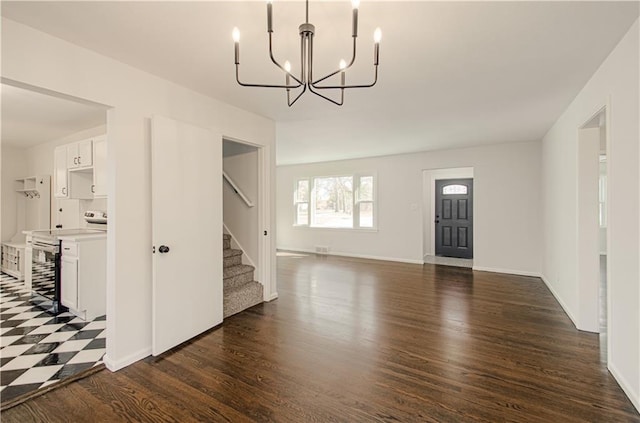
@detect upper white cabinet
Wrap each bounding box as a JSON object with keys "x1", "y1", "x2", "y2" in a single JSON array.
[
  {"x1": 53, "y1": 136, "x2": 107, "y2": 199},
  {"x1": 67, "y1": 139, "x2": 93, "y2": 169},
  {"x1": 92, "y1": 136, "x2": 107, "y2": 198},
  {"x1": 54, "y1": 146, "x2": 69, "y2": 198}
]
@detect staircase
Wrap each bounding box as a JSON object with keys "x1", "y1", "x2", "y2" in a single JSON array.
[{"x1": 223, "y1": 233, "x2": 263, "y2": 318}]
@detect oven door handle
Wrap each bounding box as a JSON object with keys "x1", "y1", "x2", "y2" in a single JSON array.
[{"x1": 32, "y1": 243, "x2": 60, "y2": 254}]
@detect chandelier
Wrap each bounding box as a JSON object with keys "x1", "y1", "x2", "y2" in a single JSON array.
[{"x1": 232, "y1": 0, "x2": 381, "y2": 106}]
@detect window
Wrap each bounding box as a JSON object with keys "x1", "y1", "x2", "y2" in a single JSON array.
[
  {"x1": 599, "y1": 174, "x2": 607, "y2": 227},
  {"x1": 356, "y1": 176, "x2": 374, "y2": 228},
  {"x1": 294, "y1": 174, "x2": 376, "y2": 229},
  {"x1": 294, "y1": 179, "x2": 309, "y2": 225},
  {"x1": 442, "y1": 184, "x2": 467, "y2": 195}
]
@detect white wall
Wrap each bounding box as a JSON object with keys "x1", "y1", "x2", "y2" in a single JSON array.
[
  {"x1": 277, "y1": 140, "x2": 542, "y2": 276},
  {"x1": 1, "y1": 146, "x2": 27, "y2": 241},
  {"x1": 541, "y1": 19, "x2": 639, "y2": 410},
  {"x1": 2, "y1": 18, "x2": 277, "y2": 370}
]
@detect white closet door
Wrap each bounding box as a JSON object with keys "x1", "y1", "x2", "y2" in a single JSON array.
[{"x1": 151, "y1": 115, "x2": 222, "y2": 356}]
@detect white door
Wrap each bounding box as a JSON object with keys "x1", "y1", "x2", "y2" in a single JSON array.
[
  {"x1": 60, "y1": 254, "x2": 78, "y2": 310},
  {"x1": 151, "y1": 115, "x2": 223, "y2": 356}
]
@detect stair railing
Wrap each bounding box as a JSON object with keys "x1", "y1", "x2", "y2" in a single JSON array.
[{"x1": 223, "y1": 171, "x2": 254, "y2": 208}]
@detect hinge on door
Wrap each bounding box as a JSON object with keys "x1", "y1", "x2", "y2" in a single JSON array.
[{"x1": 152, "y1": 246, "x2": 156, "y2": 254}]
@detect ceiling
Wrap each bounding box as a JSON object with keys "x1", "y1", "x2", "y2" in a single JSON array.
[
  {"x1": 2, "y1": 1, "x2": 638, "y2": 164},
  {"x1": 1, "y1": 84, "x2": 106, "y2": 148}
]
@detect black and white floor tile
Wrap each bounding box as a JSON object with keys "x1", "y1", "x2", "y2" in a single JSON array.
[{"x1": 0, "y1": 272, "x2": 106, "y2": 403}]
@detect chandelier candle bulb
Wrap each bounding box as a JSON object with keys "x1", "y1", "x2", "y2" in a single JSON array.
[
  {"x1": 374, "y1": 28, "x2": 381, "y2": 65},
  {"x1": 340, "y1": 59, "x2": 347, "y2": 86},
  {"x1": 232, "y1": 27, "x2": 240, "y2": 64},
  {"x1": 352, "y1": 6, "x2": 358, "y2": 37},
  {"x1": 267, "y1": 0, "x2": 273, "y2": 33},
  {"x1": 284, "y1": 60, "x2": 291, "y2": 88}
]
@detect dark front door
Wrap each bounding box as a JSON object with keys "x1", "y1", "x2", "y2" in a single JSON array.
[{"x1": 435, "y1": 178, "x2": 473, "y2": 259}]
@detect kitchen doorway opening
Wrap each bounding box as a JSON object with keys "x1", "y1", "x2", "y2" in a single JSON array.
[{"x1": 0, "y1": 80, "x2": 110, "y2": 405}]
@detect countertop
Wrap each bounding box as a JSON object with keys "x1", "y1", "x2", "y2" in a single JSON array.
[{"x1": 58, "y1": 232, "x2": 107, "y2": 242}]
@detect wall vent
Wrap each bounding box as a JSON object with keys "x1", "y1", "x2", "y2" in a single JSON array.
[{"x1": 315, "y1": 245, "x2": 330, "y2": 254}]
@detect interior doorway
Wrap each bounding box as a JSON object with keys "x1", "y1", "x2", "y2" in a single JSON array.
[
  {"x1": 577, "y1": 106, "x2": 609, "y2": 359},
  {"x1": 222, "y1": 138, "x2": 272, "y2": 309}
]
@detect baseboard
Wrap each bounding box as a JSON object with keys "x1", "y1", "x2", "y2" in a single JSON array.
[
  {"x1": 539, "y1": 273, "x2": 579, "y2": 329},
  {"x1": 472, "y1": 266, "x2": 540, "y2": 278},
  {"x1": 103, "y1": 347, "x2": 151, "y2": 372},
  {"x1": 223, "y1": 223, "x2": 256, "y2": 268},
  {"x1": 609, "y1": 361, "x2": 640, "y2": 413},
  {"x1": 277, "y1": 247, "x2": 423, "y2": 265}
]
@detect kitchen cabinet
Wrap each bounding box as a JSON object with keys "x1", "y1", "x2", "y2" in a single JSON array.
[
  {"x1": 54, "y1": 146, "x2": 68, "y2": 198},
  {"x1": 60, "y1": 236, "x2": 106, "y2": 321},
  {"x1": 54, "y1": 137, "x2": 104, "y2": 199},
  {"x1": 92, "y1": 136, "x2": 107, "y2": 197},
  {"x1": 67, "y1": 139, "x2": 93, "y2": 169},
  {"x1": 61, "y1": 254, "x2": 79, "y2": 310}
]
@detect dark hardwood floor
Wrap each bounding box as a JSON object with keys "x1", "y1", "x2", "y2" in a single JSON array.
[{"x1": 3, "y1": 252, "x2": 639, "y2": 422}]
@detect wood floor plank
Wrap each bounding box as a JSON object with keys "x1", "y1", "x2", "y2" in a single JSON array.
[{"x1": 2, "y1": 253, "x2": 639, "y2": 422}]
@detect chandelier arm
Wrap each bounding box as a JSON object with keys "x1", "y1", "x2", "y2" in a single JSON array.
[
  {"x1": 287, "y1": 84, "x2": 308, "y2": 107},
  {"x1": 308, "y1": 83, "x2": 344, "y2": 106},
  {"x1": 312, "y1": 66, "x2": 378, "y2": 90},
  {"x1": 311, "y1": 38, "x2": 357, "y2": 86},
  {"x1": 235, "y1": 65, "x2": 302, "y2": 89},
  {"x1": 268, "y1": 33, "x2": 304, "y2": 86}
]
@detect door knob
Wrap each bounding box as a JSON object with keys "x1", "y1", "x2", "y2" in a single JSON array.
[{"x1": 158, "y1": 245, "x2": 170, "y2": 254}]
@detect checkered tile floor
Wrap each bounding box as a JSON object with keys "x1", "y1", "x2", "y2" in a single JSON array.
[{"x1": 0, "y1": 272, "x2": 106, "y2": 403}]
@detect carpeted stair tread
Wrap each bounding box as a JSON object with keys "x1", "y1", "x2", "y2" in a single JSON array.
[
  {"x1": 224, "y1": 264, "x2": 254, "y2": 279},
  {"x1": 221, "y1": 233, "x2": 263, "y2": 318},
  {"x1": 223, "y1": 248, "x2": 243, "y2": 258},
  {"x1": 223, "y1": 281, "x2": 263, "y2": 318}
]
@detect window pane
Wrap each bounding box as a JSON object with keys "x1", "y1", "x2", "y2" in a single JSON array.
[
  {"x1": 296, "y1": 180, "x2": 309, "y2": 202},
  {"x1": 358, "y1": 176, "x2": 373, "y2": 202},
  {"x1": 296, "y1": 203, "x2": 309, "y2": 225},
  {"x1": 442, "y1": 184, "x2": 467, "y2": 195},
  {"x1": 359, "y1": 202, "x2": 373, "y2": 228},
  {"x1": 313, "y1": 177, "x2": 353, "y2": 228}
]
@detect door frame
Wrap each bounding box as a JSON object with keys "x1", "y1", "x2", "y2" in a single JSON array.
[
  {"x1": 421, "y1": 167, "x2": 474, "y2": 261},
  {"x1": 434, "y1": 178, "x2": 474, "y2": 259},
  {"x1": 222, "y1": 136, "x2": 274, "y2": 302},
  {"x1": 577, "y1": 101, "x2": 611, "y2": 349}
]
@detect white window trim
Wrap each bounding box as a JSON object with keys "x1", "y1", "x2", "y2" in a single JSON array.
[
  {"x1": 293, "y1": 178, "x2": 310, "y2": 226},
  {"x1": 293, "y1": 173, "x2": 378, "y2": 230}
]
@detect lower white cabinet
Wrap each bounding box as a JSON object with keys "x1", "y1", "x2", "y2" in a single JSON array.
[
  {"x1": 60, "y1": 237, "x2": 106, "y2": 321},
  {"x1": 61, "y1": 255, "x2": 79, "y2": 310}
]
